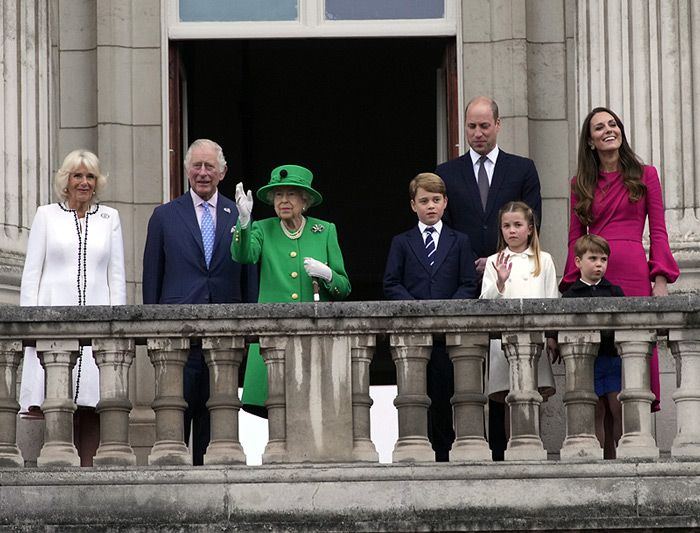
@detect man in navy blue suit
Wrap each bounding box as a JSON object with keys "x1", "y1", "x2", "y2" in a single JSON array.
[
  {"x1": 143, "y1": 139, "x2": 257, "y2": 465},
  {"x1": 436, "y1": 96, "x2": 542, "y2": 461},
  {"x1": 384, "y1": 172, "x2": 478, "y2": 461}
]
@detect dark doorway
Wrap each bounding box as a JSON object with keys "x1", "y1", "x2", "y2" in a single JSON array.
[
  {"x1": 174, "y1": 38, "x2": 457, "y2": 385},
  {"x1": 178, "y1": 37, "x2": 452, "y2": 301}
]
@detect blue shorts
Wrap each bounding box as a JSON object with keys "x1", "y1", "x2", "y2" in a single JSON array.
[{"x1": 594, "y1": 354, "x2": 621, "y2": 397}]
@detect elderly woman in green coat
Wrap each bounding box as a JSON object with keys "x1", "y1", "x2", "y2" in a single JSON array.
[{"x1": 232, "y1": 164, "x2": 351, "y2": 415}]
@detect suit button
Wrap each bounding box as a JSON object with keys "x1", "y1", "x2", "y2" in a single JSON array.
[
  {"x1": 291, "y1": 293, "x2": 299, "y2": 300},
  {"x1": 291, "y1": 272, "x2": 298, "y2": 278},
  {"x1": 483, "y1": 225, "x2": 488, "y2": 230},
  {"x1": 290, "y1": 251, "x2": 297, "y2": 258}
]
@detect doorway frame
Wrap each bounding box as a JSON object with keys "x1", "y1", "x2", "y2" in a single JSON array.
[{"x1": 160, "y1": 1, "x2": 463, "y2": 201}]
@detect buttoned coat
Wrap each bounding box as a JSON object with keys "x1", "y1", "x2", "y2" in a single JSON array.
[
  {"x1": 436, "y1": 150, "x2": 542, "y2": 260},
  {"x1": 231, "y1": 215, "x2": 350, "y2": 412},
  {"x1": 383, "y1": 224, "x2": 478, "y2": 300},
  {"x1": 232, "y1": 216, "x2": 350, "y2": 303},
  {"x1": 19, "y1": 203, "x2": 126, "y2": 411},
  {"x1": 142, "y1": 192, "x2": 257, "y2": 305}
]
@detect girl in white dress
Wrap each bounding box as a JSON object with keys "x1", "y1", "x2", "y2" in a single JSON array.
[
  {"x1": 19, "y1": 149, "x2": 126, "y2": 466},
  {"x1": 480, "y1": 201, "x2": 559, "y2": 432}
]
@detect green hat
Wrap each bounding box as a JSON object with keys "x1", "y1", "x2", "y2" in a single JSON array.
[{"x1": 256, "y1": 164, "x2": 323, "y2": 207}]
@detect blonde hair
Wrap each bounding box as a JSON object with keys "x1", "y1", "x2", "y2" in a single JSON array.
[
  {"x1": 496, "y1": 201, "x2": 543, "y2": 277},
  {"x1": 53, "y1": 149, "x2": 107, "y2": 202}
]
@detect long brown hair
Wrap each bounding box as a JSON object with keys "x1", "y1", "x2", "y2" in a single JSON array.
[
  {"x1": 496, "y1": 201, "x2": 542, "y2": 277},
  {"x1": 574, "y1": 107, "x2": 646, "y2": 226}
]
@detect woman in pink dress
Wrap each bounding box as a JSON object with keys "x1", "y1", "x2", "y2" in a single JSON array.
[{"x1": 560, "y1": 107, "x2": 679, "y2": 413}]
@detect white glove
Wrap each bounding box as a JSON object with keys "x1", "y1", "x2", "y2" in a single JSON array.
[
  {"x1": 235, "y1": 182, "x2": 253, "y2": 227},
  {"x1": 304, "y1": 257, "x2": 332, "y2": 282}
]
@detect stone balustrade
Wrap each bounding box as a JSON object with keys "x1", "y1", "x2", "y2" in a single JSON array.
[{"x1": 0, "y1": 296, "x2": 699, "y2": 468}]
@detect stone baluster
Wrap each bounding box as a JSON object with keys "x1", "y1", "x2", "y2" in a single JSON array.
[
  {"x1": 147, "y1": 338, "x2": 192, "y2": 466},
  {"x1": 92, "y1": 338, "x2": 137, "y2": 466},
  {"x1": 0, "y1": 340, "x2": 24, "y2": 467},
  {"x1": 261, "y1": 336, "x2": 289, "y2": 463},
  {"x1": 390, "y1": 333, "x2": 434, "y2": 462},
  {"x1": 616, "y1": 330, "x2": 659, "y2": 459},
  {"x1": 446, "y1": 333, "x2": 491, "y2": 461},
  {"x1": 350, "y1": 335, "x2": 378, "y2": 462},
  {"x1": 558, "y1": 331, "x2": 602, "y2": 460},
  {"x1": 202, "y1": 336, "x2": 246, "y2": 465},
  {"x1": 36, "y1": 339, "x2": 80, "y2": 467},
  {"x1": 668, "y1": 329, "x2": 700, "y2": 458},
  {"x1": 502, "y1": 332, "x2": 547, "y2": 460}
]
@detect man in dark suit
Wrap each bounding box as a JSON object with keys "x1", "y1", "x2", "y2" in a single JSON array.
[
  {"x1": 435, "y1": 96, "x2": 542, "y2": 461},
  {"x1": 143, "y1": 138, "x2": 257, "y2": 465},
  {"x1": 383, "y1": 172, "x2": 478, "y2": 461}
]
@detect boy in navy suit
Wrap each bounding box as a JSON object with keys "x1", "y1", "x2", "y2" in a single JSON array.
[
  {"x1": 384, "y1": 173, "x2": 479, "y2": 461},
  {"x1": 562, "y1": 234, "x2": 624, "y2": 459}
]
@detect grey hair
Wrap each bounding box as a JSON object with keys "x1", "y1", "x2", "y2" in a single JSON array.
[
  {"x1": 266, "y1": 188, "x2": 311, "y2": 209},
  {"x1": 183, "y1": 139, "x2": 227, "y2": 172},
  {"x1": 53, "y1": 149, "x2": 107, "y2": 202}
]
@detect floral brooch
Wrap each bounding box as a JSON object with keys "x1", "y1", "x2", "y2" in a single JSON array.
[{"x1": 311, "y1": 224, "x2": 324, "y2": 233}]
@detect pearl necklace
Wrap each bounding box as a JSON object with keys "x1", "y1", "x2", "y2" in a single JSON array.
[
  {"x1": 280, "y1": 216, "x2": 306, "y2": 240},
  {"x1": 59, "y1": 201, "x2": 99, "y2": 402}
]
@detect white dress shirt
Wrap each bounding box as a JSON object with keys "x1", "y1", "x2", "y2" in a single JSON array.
[
  {"x1": 469, "y1": 145, "x2": 500, "y2": 186},
  {"x1": 190, "y1": 189, "x2": 218, "y2": 229},
  {"x1": 418, "y1": 219, "x2": 443, "y2": 250}
]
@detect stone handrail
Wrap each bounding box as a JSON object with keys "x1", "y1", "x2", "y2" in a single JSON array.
[{"x1": 0, "y1": 296, "x2": 698, "y2": 467}]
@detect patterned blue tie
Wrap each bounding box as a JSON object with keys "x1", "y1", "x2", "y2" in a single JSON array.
[
  {"x1": 201, "y1": 202, "x2": 215, "y2": 268},
  {"x1": 424, "y1": 227, "x2": 436, "y2": 267}
]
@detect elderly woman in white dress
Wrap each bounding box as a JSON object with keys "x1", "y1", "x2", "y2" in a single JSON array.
[{"x1": 19, "y1": 149, "x2": 126, "y2": 466}]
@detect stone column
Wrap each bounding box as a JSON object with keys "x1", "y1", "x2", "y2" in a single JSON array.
[
  {"x1": 202, "y1": 336, "x2": 246, "y2": 465},
  {"x1": 92, "y1": 338, "x2": 137, "y2": 466},
  {"x1": 261, "y1": 336, "x2": 289, "y2": 464},
  {"x1": 0, "y1": 340, "x2": 24, "y2": 467},
  {"x1": 558, "y1": 331, "x2": 602, "y2": 460},
  {"x1": 446, "y1": 333, "x2": 491, "y2": 461},
  {"x1": 668, "y1": 329, "x2": 700, "y2": 458},
  {"x1": 616, "y1": 330, "x2": 659, "y2": 459},
  {"x1": 350, "y1": 335, "x2": 378, "y2": 462},
  {"x1": 502, "y1": 332, "x2": 547, "y2": 461},
  {"x1": 390, "y1": 333, "x2": 434, "y2": 462},
  {"x1": 36, "y1": 339, "x2": 80, "y2": 467},
  {"x1": 0, "y1": 0, "x2": 52, "y2": 305},
  {"x1": 147, "y1": 338, "x2": 191, "y2": 466}
]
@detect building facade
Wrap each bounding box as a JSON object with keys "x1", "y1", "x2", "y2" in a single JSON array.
[{"x1": 2, "y1": 0, "x2": 699, "y2": 457}]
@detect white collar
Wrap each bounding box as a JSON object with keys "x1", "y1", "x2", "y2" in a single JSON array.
[
  {"x1": 190, "y1": 189, "x2": 218, "y2": 208},
  {"x1": 505, "y1": 245, "x2": 534, "y2": 257},
  {"x1": 469, "y1": 145, "x2": 500, "y2": 166},
  {"x1": 418, "y1": 220, "x2": 443, "y2": 235}
]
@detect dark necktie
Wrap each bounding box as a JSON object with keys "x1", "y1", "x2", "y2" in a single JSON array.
[
  {"x1": 424, "y1": 227, "x2": 436, "y2": 267},
  {"x1": 478, "y1": 155, "x2": 490, "y2": 210}
]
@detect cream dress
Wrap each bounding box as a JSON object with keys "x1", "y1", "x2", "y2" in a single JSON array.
[
  {"x1": 19, "y1": 203, "x2": 126, "y2": 412},
  {"x1": 480, "y1": 247, "x2": 559, "y2": 401}
]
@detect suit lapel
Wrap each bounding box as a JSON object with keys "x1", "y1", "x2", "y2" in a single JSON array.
[
  {"x1": 486, "y1": 150, "x2": 508, "y2": 217},
  {"x1": 212, "y1": 197, "x2": 234, "y2": 267},
  {"x1": 174, "y1": 193, "x2": 206, "y2": 260},
  {"x1": 460, "y1": 151, "x2": 486, "y2": 214},
  {"x1": 431, "y1": 227, "x2": 454, "y2": 272},
  {"x1": 408, "y1": 227, "x2": 432, "y2": 274}
]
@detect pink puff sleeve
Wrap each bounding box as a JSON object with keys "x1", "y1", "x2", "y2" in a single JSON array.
[
  {"x1": 644, "y1": 166, "x2": 679, "y2": 283},
  {"x1": 558, "y1": 177, "x2": 586, "y2": 293}
]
